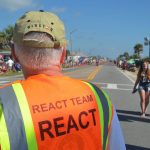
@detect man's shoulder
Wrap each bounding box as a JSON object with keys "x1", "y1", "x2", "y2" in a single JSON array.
[{"x1": 63, "y1": 77, "x2": 103, "y2": 89}]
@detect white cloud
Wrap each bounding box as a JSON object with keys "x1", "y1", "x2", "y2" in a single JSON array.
[
  {"x1": 50, "y1": 7, "x2": 66, "y2": 14},
  {"x1": 0, "y1": 0, "x2": 33, "y2": 11}
]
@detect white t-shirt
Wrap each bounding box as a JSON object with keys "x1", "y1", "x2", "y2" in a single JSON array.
[{"x1": 6, "y1": 59, "x2": 14, "y2": 67}]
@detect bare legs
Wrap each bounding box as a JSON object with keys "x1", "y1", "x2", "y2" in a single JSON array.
[
  {"x1": 139, "y1": 90, "x2": 145, "y2": 115},
  {"x1": 139, "y1": 90, "x2": 150, "y2": 116},
  {"x1": 145, "y1": 92, "x2": 150, "y2": 113}
]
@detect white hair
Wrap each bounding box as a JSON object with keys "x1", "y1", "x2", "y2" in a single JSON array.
[{"x1": 14, "y1": 32, "x2": 63, "y2": 71}]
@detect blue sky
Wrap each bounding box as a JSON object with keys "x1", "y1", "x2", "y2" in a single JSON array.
[{"x1": 0, "y1": 0, "x2": 150, "y2": 59}]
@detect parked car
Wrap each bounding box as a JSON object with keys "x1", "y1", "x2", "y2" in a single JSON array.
[{"x1": 127, "y1": 59, "x2": 136, "y2": 72}]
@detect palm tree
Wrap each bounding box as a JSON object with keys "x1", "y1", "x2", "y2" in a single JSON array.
[
  {"x1": 130, "y1": 53, "x2": 139, "y2": 59},
  {"x1": 123, "y1": 52, "x2": 129, "y2": 60},
  {"x1": 4, "y1": 25, "x2": 14, "y2": 46},
  {"x1": 0, "y1": 25, "x2": 14, "y2": 50},
  {"x1": 134, "y1": 43, "x2": 143, "y2": 58},
  {"x1": 0, "y1": 31, "x2": 7, "y2": 49},
  {"x1": 118, "y1": 54, "x2": 124, "y2": 60},
  {"x1": 0, "y1": 31, "x2": 5, "y2": 37}
]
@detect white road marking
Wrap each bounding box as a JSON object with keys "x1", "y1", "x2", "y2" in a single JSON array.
[
  {"x1": 107, "y1": 84, "x2": 117, "y2": 89},
  {"x1": 0, "y1": 81, "x2": 10, "y2": 84},
  {"x1": 116, "y1": 67, "x2": 135, "y2": 83},
  {"x1": 102, "y1": 87, "x2": 132, "y2": 91},
  {"x1": 92, "y1": 82, "x2": 133, "y2": 86},
  {"x1": 91, "y1": 82, "x2": 133, "y2": 91}
]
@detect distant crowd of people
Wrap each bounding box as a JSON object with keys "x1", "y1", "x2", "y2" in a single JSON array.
[{"x1": 0, "y1": 55, "x2": 21, "y2": 73}]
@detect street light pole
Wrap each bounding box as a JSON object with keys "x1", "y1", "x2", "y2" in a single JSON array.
[
  {"x1": 70, "y1": 29, "x2": 77, "y2": 66},
  {"x1": 70, "y1": 29, "x2": 77, "y2": 52},
  {"x1": 144, "y1": 37, "x2": 150, "y2": 58},
  {"x1": 149, "y1": 41, "x2": 150, "y2": 58},
  {"x1": 70, "y1": 33, "x2": 72, "y2": 54}
]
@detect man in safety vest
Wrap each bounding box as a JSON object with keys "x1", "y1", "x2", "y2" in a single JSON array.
[{"x1": 0, "y1": 10, "x2": 126, "y2": 150}]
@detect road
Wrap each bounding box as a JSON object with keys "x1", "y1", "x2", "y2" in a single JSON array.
[{"x1": 0, "y1": 64, "x2": 150, "y2": 150}]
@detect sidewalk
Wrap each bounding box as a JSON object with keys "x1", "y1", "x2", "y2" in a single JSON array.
[{"x1": 121, "y1": 68, "x2": 138, "y2": 81}]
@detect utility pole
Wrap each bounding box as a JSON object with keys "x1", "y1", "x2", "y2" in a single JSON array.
[
  {"x1": 144, "y1": 37, "x2": 150, "y2": 58},
  {"x1": 70, "y1": 29, "x2": 77, "y2": 66}
]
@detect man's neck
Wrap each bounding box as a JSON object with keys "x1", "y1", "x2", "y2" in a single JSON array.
[{"x1": 23, "y1": 65, "x2": 63, "y2": 79}]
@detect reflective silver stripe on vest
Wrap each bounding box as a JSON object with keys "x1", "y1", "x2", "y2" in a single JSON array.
[
  {"x1": 88, "y1": 83, "x2": 109, "y2": 150},
  {"x1": 0, "y1": 86, "x2": 28, "y2": 150}
]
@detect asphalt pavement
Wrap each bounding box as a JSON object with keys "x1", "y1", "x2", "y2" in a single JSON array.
[{"x1": 91, "y1": 64, "x2": 150, "y2": 150}]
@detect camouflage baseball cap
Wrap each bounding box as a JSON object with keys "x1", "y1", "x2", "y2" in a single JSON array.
[{"x1": 13, "y1": 10, "x2": 67, "y2": 48}]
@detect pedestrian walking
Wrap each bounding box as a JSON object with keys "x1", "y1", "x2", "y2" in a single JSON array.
[
  {"x1": 133, "y1": 60, "x2": 150, "y2": 117},
  {"x1": 6, "y1": 57, "x2": 14, "y2": 71},
  {"x1": 0, "y1": 10, "x2": 125, "y2": 150}
]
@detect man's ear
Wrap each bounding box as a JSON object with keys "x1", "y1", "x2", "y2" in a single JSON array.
[
  {"x1": 11, "y1": 44, "x2": 19, "y2": 63},
  {"x1": 60, "y1": 47, "x2": 66, "y2": 64}
]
